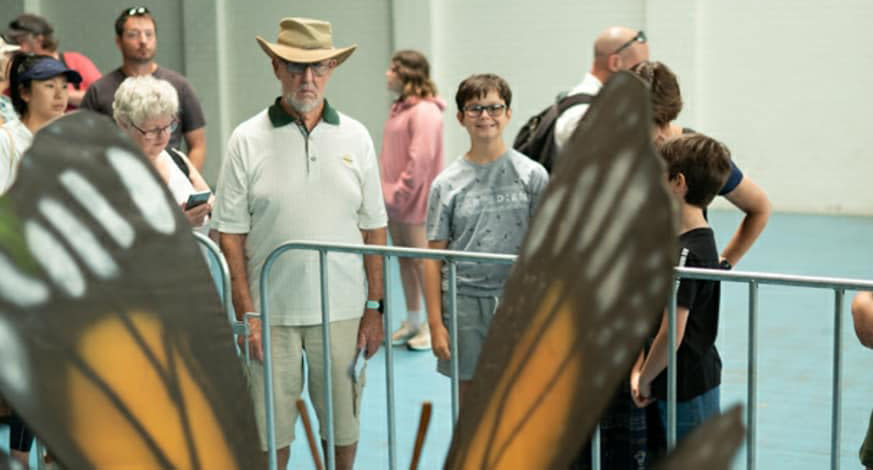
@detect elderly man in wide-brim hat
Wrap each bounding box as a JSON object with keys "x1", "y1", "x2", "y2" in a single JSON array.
[{"x1": 212, "y1": 17, "x2": 387, "y2": 470}]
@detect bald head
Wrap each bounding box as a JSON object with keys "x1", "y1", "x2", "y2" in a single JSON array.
[{"x1": 591, "y1": 26, "x2": 650, "y2": 81}]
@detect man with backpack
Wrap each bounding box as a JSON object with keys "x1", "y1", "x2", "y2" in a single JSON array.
[{"x1": 515, "y1": 26, "x2": 648, "y2": 173}]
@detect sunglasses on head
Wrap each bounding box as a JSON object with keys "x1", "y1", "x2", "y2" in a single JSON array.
[
  {"x1": 612, "y1": 30, "x2": 647, "y2": 55},
  {"x1": 122, "y1": 6, "x2": 150, "y2": 17}
]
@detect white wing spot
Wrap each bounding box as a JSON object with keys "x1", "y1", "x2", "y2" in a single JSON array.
[
  {"x1": 0, "y1": 253, "x2": 49, "y2": 307},
  {"x1": 0, "y1": 315, "x2": 30, "y2": 395},
  {"x1": 26, "y1": 221, "x2": 86, "y2": 298},
  {"x1": 106, "y1": 147, "x2": 176, "y2": 234},
  {"x1": 39, "y1": 198, "x2": 119, "y2": 280},
  {"x1": 60, "y1": 170, "x2": 135, "y2": 248}
]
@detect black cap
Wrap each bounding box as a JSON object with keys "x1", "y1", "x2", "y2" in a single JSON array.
[
  {"x1": 4, "y1": 14, "x2": 53, "y2": 41},
  {"x1": 19, "y1": 57, "x2": 82, "y2": 85}
]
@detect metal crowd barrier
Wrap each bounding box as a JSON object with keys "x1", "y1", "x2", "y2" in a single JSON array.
[
  {"x1": 193, "y1": 232, "x2": 249, "y2": 343},
  {"x1": 669, "y1": 267, "x2": 873, "y2": 470},
  {"x1": 229, "y1": 235, "x2": 873, "y2": 470}
]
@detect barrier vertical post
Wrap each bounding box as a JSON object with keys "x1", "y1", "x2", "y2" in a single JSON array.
[
  {"x1": 320, "y1": 250, "x2": 336, "y2": 470},
  {"x1": 383, "y1": 256, "x2": 397, "y2": 470},
  {"x1": 830, "y1": 289, "x2": 844, "y2": 470},
  {"x1": 260, "y1": 258, "x2": 278, "y2": 470},
  {"x1": 448, "y1": 261, "x2": 460, "y2": 425},
  {"x1": 747, "y1": 281, "x2": 758, "y2": 470},
  {"x1": 590, "y1": 425, "x2": 601, "y2": 470}
]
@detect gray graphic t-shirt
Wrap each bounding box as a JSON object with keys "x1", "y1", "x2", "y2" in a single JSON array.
[{"x1": 426, "y1": 149, "x2": 549, "y2": 296}]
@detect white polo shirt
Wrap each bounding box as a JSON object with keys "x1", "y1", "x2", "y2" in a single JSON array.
[
  {"x1": 213, "y1": 99, "x2": 387, "y2": 326},
  {"x1": 0, "y1": 119, "x2": 33, "y2": 194},
  {"x1": 553, "y1": 72, "x2": 603, "y2": 152}
]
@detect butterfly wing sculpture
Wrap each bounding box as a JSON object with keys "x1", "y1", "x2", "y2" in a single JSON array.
[
  {"x1": 0, "y1": 112, "x2": 264, "y2": 469},
  {"x1": 444, "y1": 71, "x2": 744, "y2": 470}
]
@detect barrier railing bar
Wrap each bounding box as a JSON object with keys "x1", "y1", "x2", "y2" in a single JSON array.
[
  {"x1": 677, "y1": 267, "x2": 873, "y2": 291},
  {"x1": 747, "y1": 281, "x2": 759, "y2": 470},
  {"x1": 449, "y1": 261, "x2": 460, "y2": 426},
  {"x1": 320, "y1": 250, "x2": 337, "y2": 470},
  {"x1": 831, "y1": 288, "x2": 844, "y2": 470},
  {"x1": 383, "y1": 255, "x2": 397, "y2": 470}
]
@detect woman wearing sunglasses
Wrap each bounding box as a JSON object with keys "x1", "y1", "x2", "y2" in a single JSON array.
[
  {"x1": 0, "y1": 53, "x2": 81, "y2": 194},
  {"x1": 112, "y1": 75, "x2": 212, "y2": 228}
]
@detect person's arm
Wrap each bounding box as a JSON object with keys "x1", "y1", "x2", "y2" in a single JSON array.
[
  {"x1": 357, "y1": 227, "x2": 387, "y2": 359},
  {"x1": 852, "y1": 291, "x2": 873, "y2": 349},
  {"x1": 219, "y1": 232, "x2": 262, "y2": 361},
  {"x1": 636, "y1": 305, "x2": 690, "y2": 403},
  {"x1": 424, "y1": 239, "x2": 449, "y2": 360},
  {"x1": 184, "y1": 128, "x2": 207, "y2": 171},
  {"x1": 720, "y1": 177, "x2": 771, "y2": 267}
]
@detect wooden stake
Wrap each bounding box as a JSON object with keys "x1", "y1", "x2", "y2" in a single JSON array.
[
  {"x1": 296, "y1": 399, "x2": 323, "y2": 470},
  {"x1": 409, "y1": 401, "x2": 433, "y2": 470}
]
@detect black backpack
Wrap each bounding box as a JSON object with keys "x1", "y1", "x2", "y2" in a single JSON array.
[{"x1": 512, "y1": 92, "x2": 594, "y2": 173}]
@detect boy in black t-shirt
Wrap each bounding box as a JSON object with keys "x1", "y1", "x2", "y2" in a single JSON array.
[{"x1": 631, "y1": 133, "x2": 732, "y2": 441}]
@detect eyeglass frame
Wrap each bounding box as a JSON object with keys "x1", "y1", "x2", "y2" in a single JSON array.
[
  {"x1": 128, "y1": 118, "x2": 178, "y2": 140},
  {"x1": 611, "y1": 30, "x2": 647, "y2": 55},
  {"x1": 282, "y1": 59, "x2": 336, "y2": 77},
  {"x1": 462, "y1": 103, "x2": 508, "y2": 118}
]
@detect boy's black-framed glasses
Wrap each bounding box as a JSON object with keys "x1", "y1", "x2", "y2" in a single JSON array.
[
  {"x1": 612, "y1": 30, "x2": 646, "y2": 55},
  {"x1": 463, "y1": 103, "x2": 507, "y2": 118}
]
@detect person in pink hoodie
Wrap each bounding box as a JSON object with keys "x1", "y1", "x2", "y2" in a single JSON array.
[{"x1": 381, "y1": 50, "x2": 445, "y2": 350}]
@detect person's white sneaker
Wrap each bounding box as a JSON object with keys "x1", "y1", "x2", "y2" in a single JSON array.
[
  {"x1": 406, "y1": 324, "x2": 431, "y2": 351},
  {"x1": 391, "y1": 321, "x2": 419, "y2": 345}
]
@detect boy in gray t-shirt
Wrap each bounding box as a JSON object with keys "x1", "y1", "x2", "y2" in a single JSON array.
[{"x1": 423, "y1": 74, "x2": 548, "y2": 403}]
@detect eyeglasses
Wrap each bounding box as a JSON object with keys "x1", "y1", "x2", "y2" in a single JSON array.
[
  {"x1": 611, "y1": 30, "x2": 647, "y2": 55},
  {"x1": 129, "y1": 119, "x2": 177, "y2": 140},
  {"x1": 463, "y1": 103, "x2": 507, "y2": 117},
  {"x1": 123, "y1": 6, "x2": 150, "y2": 17},
  {"x1": 283, "y1": 59, "x2": 334, "y2": 77}
]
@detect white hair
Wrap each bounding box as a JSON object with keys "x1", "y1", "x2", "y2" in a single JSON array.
[{"x1": 112, "y1": 75, "x2": 179, "y2": 127}]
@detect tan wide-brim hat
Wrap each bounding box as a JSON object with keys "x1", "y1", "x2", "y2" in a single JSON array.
[{"x1": 256, "y1": 17, "x2": 356, "y2": 65}]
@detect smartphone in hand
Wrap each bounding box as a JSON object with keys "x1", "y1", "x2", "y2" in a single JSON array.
[{"x1": 185, "y1": 190, "x2": 211, "y2": 209}]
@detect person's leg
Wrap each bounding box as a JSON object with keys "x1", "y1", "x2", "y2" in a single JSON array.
[
  {"x1": 657, "y1": 386, "x2": 720, "y2": 443},
  {"x1": 388, "y1": 220, "x2": 425, "y2": 344},
  {"x1": 306, "y1": 319, "x2": 363, "y2": 470},
  {"x1": 9, "y1": 411, "x2": 34, "y2": 468},
  {"x1": 246, "y1": 326, "x2": 303, "y2": 467},
  {"x1": 402, "y1": 223, "x2": 431, "y2": 350},
  {"x1": 861, "y1": 408, "x2": 873, "y2": 469}
]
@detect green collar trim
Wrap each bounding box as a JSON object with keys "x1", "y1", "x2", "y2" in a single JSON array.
[{"x1": 268, "y1": 97, "x2": 340, "y2": 128}]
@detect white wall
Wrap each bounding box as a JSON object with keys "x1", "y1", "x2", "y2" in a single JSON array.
[{"x1": 3, "y1": 0, "x2": 872, "y2": 214}]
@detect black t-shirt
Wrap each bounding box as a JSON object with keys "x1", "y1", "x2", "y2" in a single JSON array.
[{"x1": 651, "y1": 227, "x2": 722, "y2": 401}]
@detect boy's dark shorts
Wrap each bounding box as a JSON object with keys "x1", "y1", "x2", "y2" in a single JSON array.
[{"x1": 437, "y1": 293, "x2": 499, "y2": 381}]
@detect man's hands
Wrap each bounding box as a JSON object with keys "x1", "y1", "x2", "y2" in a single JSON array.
[
  {"x1": 431, "y1": 322, "x2": 450, "y2": 361},
  {"x1": 239, "y1": 316, "x2": 264, "y2": 362},
  {"x1": 357, "y1": 309, "x2": 384, "y2": 359}
]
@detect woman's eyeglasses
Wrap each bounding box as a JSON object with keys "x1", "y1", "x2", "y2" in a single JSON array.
[{"x1": 130, "y1": 119, "x2": 178, "y2": 140}]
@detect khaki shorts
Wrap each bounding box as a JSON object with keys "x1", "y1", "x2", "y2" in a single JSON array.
[{"x1": 246, "y1": 318, "x2": 365, "y2": 449}]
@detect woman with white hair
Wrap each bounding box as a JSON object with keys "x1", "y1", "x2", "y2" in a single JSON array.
[{"x1": 113, "y1": 75, "x2": 212, "y2": 228}]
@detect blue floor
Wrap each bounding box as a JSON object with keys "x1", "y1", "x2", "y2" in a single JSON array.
[{"x1": 1, "y1": 210, "x2": 871, "y2": 469}]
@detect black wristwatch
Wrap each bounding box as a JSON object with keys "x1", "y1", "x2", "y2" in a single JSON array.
[
  {"x1": 719, "y1": 259, "x2": 733, "y2": 270},
  {"x1": 365, "y1": 299, "x2": 384, "y2": 314}
]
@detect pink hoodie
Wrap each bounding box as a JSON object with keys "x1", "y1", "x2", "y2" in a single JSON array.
[{"x1": 380, "y1": 96, "x2": 446, "y2": 224}]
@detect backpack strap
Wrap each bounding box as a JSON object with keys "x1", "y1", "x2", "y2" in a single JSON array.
[
  {"x1": 166, "y1": 147, "x2": 191, "y2": 181},
  {"x1": 555, "y1": 93, "x2": 594, "y2": 113}
]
